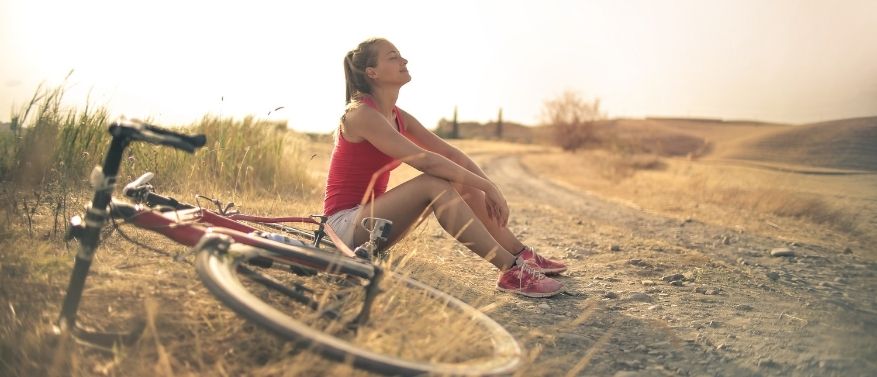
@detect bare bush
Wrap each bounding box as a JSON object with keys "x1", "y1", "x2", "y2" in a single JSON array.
[{"x1": 542, "y1": 90, "x2": 603, "y2": 151}]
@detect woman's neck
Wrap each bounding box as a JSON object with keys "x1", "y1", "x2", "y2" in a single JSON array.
[{"x1": 367, "y1": 87, "x2": 399, "y2": 119}]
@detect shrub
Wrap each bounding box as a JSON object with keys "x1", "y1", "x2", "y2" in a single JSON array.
[{"x1": 541, "y1": 90, "x2": 603, "y2": 151}]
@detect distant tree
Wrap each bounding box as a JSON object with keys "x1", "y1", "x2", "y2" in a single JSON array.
[
  {"x1": 542, "y1": 90, "x2": 603, "y2": 151},
  {"x1": 451, "y1": 106, "x2": 459, "y2": 139},
  {"x1": 495, "y1": 108, "x2": 503, "y2": 139}
]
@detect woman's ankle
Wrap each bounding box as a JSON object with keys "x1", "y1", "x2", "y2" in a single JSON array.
[{"x1": 511, "y1": 245, "x2": 528, "y2": 256}]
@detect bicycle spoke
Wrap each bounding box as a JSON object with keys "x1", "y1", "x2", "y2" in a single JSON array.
[{"x1": 236, "y1": 265, "x2": 340, "y2": 320}]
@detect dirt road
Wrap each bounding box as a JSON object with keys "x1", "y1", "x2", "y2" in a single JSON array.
[{"x1": 430, "y1": 152, "x2": 877, "y2": 376}]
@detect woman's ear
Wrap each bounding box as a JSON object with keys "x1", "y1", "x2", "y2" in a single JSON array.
[{"x1": 366, "y1": 67, "x2": 377, "y2": 79}]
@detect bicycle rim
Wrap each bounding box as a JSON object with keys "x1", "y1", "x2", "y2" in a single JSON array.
[{"x1": 195, "y1": 241, "x2": 522, "y2": 376}]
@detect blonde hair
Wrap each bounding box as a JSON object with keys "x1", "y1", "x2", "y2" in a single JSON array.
[{"x1": 343, "y1": 38, "x2": 386, "y2": 105}]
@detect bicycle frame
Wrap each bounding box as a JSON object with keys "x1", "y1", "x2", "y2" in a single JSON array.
[
  {"x1": 127, "y1": 186, "x2": 335, "y2": 250},
  {"x1": 123, "y1": 176, "x2": 390, "y2": 261}
]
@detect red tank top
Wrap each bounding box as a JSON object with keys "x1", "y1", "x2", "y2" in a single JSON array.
[{"x1": 323, "y1": 97, "x2": 409, "y2": 216}]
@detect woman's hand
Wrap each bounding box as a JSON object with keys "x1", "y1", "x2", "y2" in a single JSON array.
[{"x1": 484, "y1": 183, "x2": 509, "y2": 228}]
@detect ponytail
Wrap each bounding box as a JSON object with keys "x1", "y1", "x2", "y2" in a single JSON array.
[{"x1": 342, "y1": 38, "x2": 385, "y2": 105}]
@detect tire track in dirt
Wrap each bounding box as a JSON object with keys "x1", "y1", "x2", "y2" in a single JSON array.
[{"x1": 478, "y1": 153, "x2": 877, "y2": 377}]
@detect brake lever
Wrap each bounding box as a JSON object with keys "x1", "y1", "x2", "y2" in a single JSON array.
[{"x1": 123, "y1": 172, "x2": 155, "y2": 199}]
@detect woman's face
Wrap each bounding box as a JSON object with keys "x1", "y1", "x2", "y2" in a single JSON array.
[{"x1": 368, "y1": 40, "x2": 411, "y2": 86}]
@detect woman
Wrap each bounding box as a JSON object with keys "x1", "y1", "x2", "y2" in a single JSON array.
[{"x1": 324, "y1": 37, "x2": 567, "y2": 298}]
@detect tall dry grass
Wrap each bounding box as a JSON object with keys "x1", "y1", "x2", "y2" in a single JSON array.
[
  {"x1": 1, "y1": 84, "x2": 315, "y2": 198},
  {"x1": 0, "y1": 85, "x2": 327, "y2": 375},
  {"x1": 685, "y1": 173, "x2": 862, "y2": 235}
]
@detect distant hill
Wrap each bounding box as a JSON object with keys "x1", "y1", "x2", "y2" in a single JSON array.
[
  {"x1": 435, "y1": 118, "x2": 716, "y2": 157},
  {"x1": 431, "y1": 115, "x2": 877, "y2": 172},
  {"x1": 723, "y1": 116, "x2": 877, "y2": 172}
]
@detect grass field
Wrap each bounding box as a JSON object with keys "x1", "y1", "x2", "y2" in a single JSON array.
[{"x1": 2, "y1": 86, "x2": 875, "y2": 375}]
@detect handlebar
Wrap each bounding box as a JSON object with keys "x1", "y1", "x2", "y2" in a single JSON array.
[{"x1": 109, "y1": 119, "x2": 206, "y2": 153}]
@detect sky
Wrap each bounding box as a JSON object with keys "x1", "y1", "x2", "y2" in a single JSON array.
[{"x1": 2, "y1": 0, "x2": 876, "y2": 133}]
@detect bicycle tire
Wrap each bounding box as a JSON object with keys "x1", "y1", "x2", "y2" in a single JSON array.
[{"x1": 194, "y1": 234, "x2": 522, "y2": 376}]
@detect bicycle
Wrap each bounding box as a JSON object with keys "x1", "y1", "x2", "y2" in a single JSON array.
[{"x1": 56, "y1": 119, "x2": 523, "y2": 376}]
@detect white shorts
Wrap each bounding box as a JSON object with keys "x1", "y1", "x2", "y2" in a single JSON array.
[{"x1": 326, "y1": 205, "x2": 361, "y2": 249}]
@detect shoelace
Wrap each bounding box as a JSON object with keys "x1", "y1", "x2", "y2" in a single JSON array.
[{"x1": 515, "y1": 258, "x2": 547, "y2": 281}]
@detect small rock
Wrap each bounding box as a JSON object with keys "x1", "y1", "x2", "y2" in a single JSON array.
[
  {"x1": 757, "y1": 357, "x2": 779, "y2": 368},
  {"x1": 603, "y1": 291, "x2": 619, "y2": 299},
  {"x1": 843, "y1": 247, "x2": 853, "y2": 254},
  {"x1": 627, "y1": 292, "x2": 653, "y2": 302},
  {"x1": 670, "y1": 280, "x2": 684, "y2": 287},
  {"x1": 610, "y1": 245, "x2": 621, "y2": 252},
  {"x1": 612, "y1": 371, "x2": 640, "y2": 377},
  {"x1": 615, "y1": 360, "x2": 642, "y2": 369},
  {"x1": 708, "y1": 320, "x2": 721, "y2": 328},
  {"x1": 641, "y1": 280, "x2": 657, "y2": 286},
  {"x1": 705, "y1": 289, "x2": 720, "y2": 295},
  {"x1": 770, "y1": 247, "x2": 795, "y2": 257},
  {"x1": 722, "y1": 236, "x2": 731, "y2": 245},
  {"x1": 538, "y1": 303, "x2": 550, "y2": 310},
  {"x1": 662, "y1": 273, "x2": 685, "y2": 282},
  {"x1": 648, "y1": 304, "x2": 661, "y2": 311},
  {"x1": 767, "y1": 271, "x2": 780, "y2": 281},
  {"x1": 694, "y1": 287, "x2": 707, "y2": 294},
  {"x1": 734, "y1": 304, "x2": 754, "y2": 311}
]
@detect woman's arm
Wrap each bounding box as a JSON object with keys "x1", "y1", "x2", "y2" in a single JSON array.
[
  {"x1": 399, "y1": 109, "x2": 489, "y2": 179},
  {"x1": 344, "y1": 106, "x2": 509, "y2": 225}
]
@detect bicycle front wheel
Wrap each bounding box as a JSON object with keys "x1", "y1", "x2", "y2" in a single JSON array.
[{"x1": 194, "y1": 234, "x2": 522, "y2": 376}]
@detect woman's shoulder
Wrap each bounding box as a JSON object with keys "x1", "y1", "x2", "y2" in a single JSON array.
[
  {"x1": 341, "y1": 101, "x2": 389, "y2": 141},
  {"x1": 343, "y1": 101, "x2": 383, "y2": 125}
]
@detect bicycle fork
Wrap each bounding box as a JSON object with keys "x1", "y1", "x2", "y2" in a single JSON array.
[{"x1": 56, "y1": 136, "x2": 143, "y2": 348}]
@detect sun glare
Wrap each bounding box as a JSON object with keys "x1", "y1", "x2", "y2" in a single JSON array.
[{"x1": 1, "y1": 0, "x2": 875, "y2": 132}]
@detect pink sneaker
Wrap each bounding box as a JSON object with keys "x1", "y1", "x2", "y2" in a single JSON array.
[
  {"x1": 497, "y1": 260, "x2": 563, "y2": 298},
  {"x1": 518, "y1": 246, "x2": 567, "y2": 275}
]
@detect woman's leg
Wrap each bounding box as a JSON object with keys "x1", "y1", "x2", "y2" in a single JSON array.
[
  {"x1": 453, "y1": 183, "x2": 525, "y2": 255},
  {"x1": 454, "y1": 183, "x2": 569, "y2": 275},
  {"x1": 352, "y1": 174, "x2": 517, "y2": 269}
]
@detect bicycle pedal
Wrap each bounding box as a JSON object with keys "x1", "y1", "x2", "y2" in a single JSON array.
[
  {"x1": 354, "y1": 247, "x2": 371, "y2": 261},
  {"x1": 289, "y1": 265, "x2": 317, "y2": 276}
]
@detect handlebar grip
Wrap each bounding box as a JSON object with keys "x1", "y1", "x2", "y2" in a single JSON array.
[
  {"x1": 142, "y1": 123, "x2": 207, "y2": 148},
  {"x1": 109, "y1": 119, "x2": 207, "y2": 153}
]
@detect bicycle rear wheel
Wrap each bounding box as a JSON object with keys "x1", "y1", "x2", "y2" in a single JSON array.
[{"x1": 194, "y1": 234, "x2": 522, "y2": 376}]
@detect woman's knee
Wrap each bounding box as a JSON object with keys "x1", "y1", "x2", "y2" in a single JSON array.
[{"x1": 413, "y1": 174, "x2": 454, "y2": 196}]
